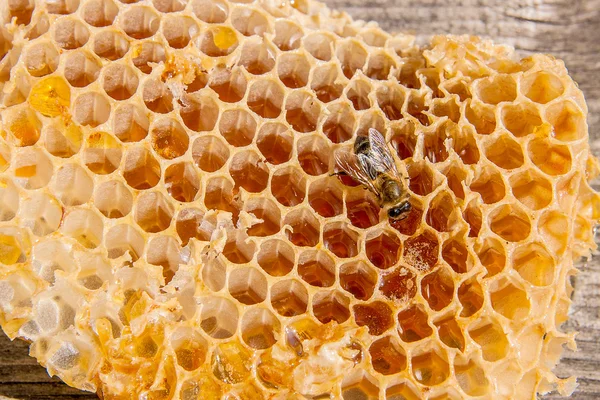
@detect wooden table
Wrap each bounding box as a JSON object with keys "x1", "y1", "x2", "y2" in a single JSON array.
[{"x1": 0, "y1": 0, "x2": 598, "y2": 398}]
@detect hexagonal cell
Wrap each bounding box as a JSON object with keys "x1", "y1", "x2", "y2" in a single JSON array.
[
  {"x1": 337, "y1": 261, "x2": 376, "y2": 301},
  {"x1": 376, "y1": 83, "x2": 405, "y2": 121},
  {"x1": 25, "y1": 42, "x2": 60, "y2": 77},
  {"x1": 113, "y1": 103, "x2": 149, "y2": 143},
  {"x1": 82, "y1": 0, "x2": 118, "y2": 27},
  {"x1": 73, "y1": 92, "x2": 111, "y2": 127},
  {"x1": 150, "y1": 118, "x2": 189, "y2": 160},
  {"x1": 311, "y1": 63, "x2": 343, "y2": 103},
  {"x1": 241, "y1": 307, "x2": 280, "y2": 350},
  {"x1": 475, "y1": 238, "x2": 506, "y2": 277},
  {"x1": 6, "y1": 0, "x2": 34, "y2": 25},
  {"x1": 198, "y1": 26, "x2": 238, "y2": 57},
  {"x1": 271, "y1": 166, "x2": 306, "y2": 207},
  {"x1": 105, "y1": 224, "x2": 145, "y2": 260},
  {"x1": 512, "y1": 242, "x2": 555, "y2": 286},
  {"x1": 443, "y1": 165, "x2": 466, "y2": 200},
  {"x1": 454, "y1": 356, "x2": 490, "y2": 396},
  {"x1": 411, "y1": 349, "x2": 450, "y2": 386},
  {"x1": 19, "y1": 193, "x2": 62, "y2": 236},
  {"x1": 345, "y1": 79, "x2": 372, "y2": 111},
  {"x1": 201, "y1": 256, "x2": 226, "y2": 292},
  {"x1": 228, "y1": 267, "x2": 267, "y2": 305},
  {"x1": 369, "y1": 336, "x2": 407, "y2": 375},
  {"x1": 143, "y1": 78, "x2": 174, "y2": 113},
  {"x1": 469, "y1": 321, "x2": 509, "y2": 362},
  {"x1": 244, "y1": 197, "x2": 280, "y2": 236},
  {"x1": 501, "y1": 102, "x2": 543, "y2": 137},
  {"x1": 28, "y1": 75, "x2": 69, "y2": 119},
  {"x1": 284, "y1": 208, "x2": 320, "y2": 247},
  {"x1": 510, "y1": 170, "x2": 553, "y2": 211},
  {"x1": 134, "y1": 191, "x2": 174, "y2": 233},
  {"x1": 278, "y1": 52, "x2": 311, "y2": 88},
  {"x1": 256, "y1": 123, "x2": 293, "y2": 164},
  {"x1": 5, "y1": 107, "x2": 42, "y2": 147},
  {"x1": 451, "y1": 126, "x2": 480, "y2": 164},
  {"x1": 538, "y1": 210, "x2": 569, "y2": 255},
  {"x1": 322, "y1": 102, "x2": 356, "y2": 144},
  {"x1": 229, "y1": 150, "x2": 269, "y2": 193},
  {"x1": 403, "y1": 230, "x2": 439, "y2": 272},
  {"x1": 435, "y1": 317, "x2": 465, "y2": 352},
  {"x1": 396, "y1": 56, "x2": 424, "y2": 89},
  {"x1": 406, "y1": 91, "x2": 430, "y2": 126},
  {"x1": 322, "y1": 222, "x2": 359, "y2": 258},
  {"x1": 204, "y1": 176, "x2": 239, "y2": 215},
  {"x1": 528, "y1": 138, "x2": 572, "y2": 176},
  {"x1": 426, "y1": 191, "x2": 459, "y2": 233},
  {"x1": 191, "y1": 0, "x2": 228, "y2": 23},
  {"x1": 256, "y1": 239, "x2": 294, "y2": 276},
  {"x1": 53, "y1": 17, "x2": 89, "y2": 50},
  {"x1": 93, "y1": 30, "x2": 130, "y2": 60},
  {"x1": 489, "y1": 204, "x2": 531, "y2": 242},
  {"x1": 120, "y1": 5, "x2": 159, "y2": 39},
  {"x1": 442, "y1": 238, "x2": 471, "y2": 274},
  {"x1": 247, "y1": 79, "x2": 284, "y2": 118},
  {"x1": 336, "y1": 40, "x2": 367, "y2": 79},
  {"x1": 303, "y1": 31, "x2": 333, "y2": 61},
  {"x1": 341, "y1": 371, "x2": 380, "y2": 400},
  {"x1": 208, "y1": 66, "x2": 247, "y2": 103},
  {"x1": 431, "y1": 97, "x2": 460, "y2": 123},
  {"x1": 223, "y1": 230, "x2": 256, "y2": 264},
  {"x1": 474, "y1": 74, "x2": 517, "y2": 105},
  {"x1": 198, "y1": 296, "x2": 239, "y2": 339},
  {"x1": 407, "y1": 161, "x2": 435, "y2": 196},
  {"x1": 42, "y1": 122, "x2": 82, "y2": 158},
  {"x1": 297, "y1": 135, "x2": 331, "y2": 176},
  {"x1": 162, "y1": 15, "x2": 197, "y2": 49},
  {"x1": 122, "y1": 146, "x2": 161, "y2": 190},
  {"x1": 365, "y1": 231, "x2": 402, "y2": 270},
  {"x1": 231, "y1": 6, "x2": 270, "y2": 37},
  {"x1": 218, "y1": 109, "x2": 256, "y2": 147},
  {"x1": 46, "y1": 0, "x2": 79, "y2": 13},
  {"x1": 175, "y1": 208, "x2": 214, "y2": 244},
  {"x1": 356, "y1": 110, "x2": 387, "y2": 138},
  {"x1": 146, "y1": 235, "x2": 181, "y2": 284},
  {"x1": 93, "y1": 180, "x2": 133, "y2": 218},
  {"x1": 270, "y1": 279, "x2": 308, "y2": 317},
  {"x1": 379, "y1": 267, "x2": 415, "y2": 303},
  {"x1": 424, "y1": 122, "x2": 454, "y2": 163},
  {"x1": 131, "y1": 41, "x2": 166, "y2": 74},
  {"x1": 285, "y1": 91, "x2": 321, "y2": 133},
  {"x1": 298, "y1": 249, "x2": 335, "y2": 287},
  {"x1": 469, "y1": 166, "x2": 506, "y2": 204},
  {"x1": 164, "y1": 162, "x2": 200, "y2": 203},
  {"x1": 82, "y1": 132, "x2": 122, "y2": 175},
  {"x1": 64, "y1": 50, "x2": 101, "y2": 87},
  {"x1": 171, "y1": 328, "x2": 208, "y2": 372},
  {"x1": 312, "y1": 290, "x2": 350, "y2": 324},
  {"x1": 13, "y1": 148, "x2": 53, "y2": 190},
  {"x1": 463, "y1": 199, "x2": 482, "y2": 238},
  {"x1": 397, "y1": 304, "x2": 433, "y2": 342},
  {"x1": 307, "y1": 178, "x2": 343, "y2": 219},
  {"x1": 192, "y1": 135, "x2": 229, "y2": 172},
  {"x1": 0, "y1": 178, "x2": 19, "y2": 221},
  {"x1": 385, "y1": 382, "x2": 421, "y2": 400},
  {"x1": 521, "y1": 71, "x2": 564, "y2": 104},
  {"x1": 546, "y1": 100, "x2": 586, "y2": 142},
  {"x1": 465, "y1": 101, "x2": 496, "y2": 135},
  {"x1": 353, "y1": 301, "x2": 394, "y2": 336},
  {"x1": 421, "y1": 268, "x2": 454, "y2": 311},
  {"x1": 237, "y1": 39, "x2": 275, "y2": 75},
  {"x1": 60, "y1": 208, "x2": 104, "y2": 248},
  {"x1": 272, "y1": 20, "x2": 302, "y2": 51},
  {"x1": 490, "y1": 281, "x2": 530, "y2": 320},
  {"x1": 454, "y1": 278, "x2": 482, "y2": 319},
  {"x1": 485, "y1": 134, "x2": 524, "y2": 170},
  {"x1": 366, "y1": 51, "x2": 396, "y2": 80},
  {"x1": 345, "y1": 191, "x2": 380, "y2": 229},
  {"x1": 102, "y1": 63, "x2": 139, "y2": 101},
  {"x1": 51, "y1": 163, "x2": 93, "y2": 206},
  {"x1": 390, "y1": 200, "x2": 423, "y2": 237}
]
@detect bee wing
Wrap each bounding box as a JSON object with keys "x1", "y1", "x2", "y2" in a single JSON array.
[
  {"x1": 368, "y1": 128, "x2": 400, "y2": 176},
  {"x1": 334, "y1": 149, "x2": 378, "y2": 193}
]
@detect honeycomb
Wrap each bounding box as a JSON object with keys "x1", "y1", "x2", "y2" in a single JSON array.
[{"x1": 0, "y1": 0, "x2": 598, "y2": 399}]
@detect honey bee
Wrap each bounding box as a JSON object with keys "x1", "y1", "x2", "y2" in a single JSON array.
[{"x1": 334, "y1": 128, "x2": 411, "y2": 220}]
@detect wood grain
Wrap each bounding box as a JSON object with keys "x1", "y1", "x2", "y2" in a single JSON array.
[{"x1": 1, "y1": 0, "x2": 599, "y2": 398}]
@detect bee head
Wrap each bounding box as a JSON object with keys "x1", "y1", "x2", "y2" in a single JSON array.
[{"x1": 387, "y1": 202, "x2": 411, "y2": 220}]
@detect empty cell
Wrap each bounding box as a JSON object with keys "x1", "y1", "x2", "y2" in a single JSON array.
[
  {"x1": 25, "y1": 42, "x2": 59, "y2": 77},
  {"x1": 271, "y1": 279, "x2": 308, "y2": 317},
  {"x1": 121, "y1": 6, "x2": 160, "y2": 39},
  {"x1": 256, "y1": 123, "x2": 293, "y2": 164},
  {"x1": 528, "y1": 138, "x2": 572, "y2": 175},
  {"x1": 231, "y1": 7, "x2": 270, "y2": 37},
  {"x1": 192, "y1": 135, "x2": 230, "y2": 172},
  {"x1": 93, "y1": 30, "x2": 130, "y2": 60},
  {"x1": 162, "y1": 15, "x2": 197, "y2": 49},
  {"x1": 102, "y1": 63, "x2": 139, "y2": 101},
  {"x1": 271, "y1": 20, "x2": 302, "y2": 51},
  {"x1": 312, "y1": 290, "x2": 350, "y2": 324},
  {"x1": 223, "y1": 229, "x2": 255, "y2": 264},
  {"x1": 93, "y1": 180, "x2": 133, "y2": 218},
  {"x1": 131, "y1": 41, "x2": 166, "y2": 74},
  {"x1": 341, "y1": 372, "x2": 380, "y2": 400},
  {"x1": 426, "y1": 191, "x2": 459, "y2": 232},
  {"x1": 82, "y1": 132, "x2": 122, "y2": 174},
  {"x1": 444, "y1": 165, "x2": 466, "y2": 200},
  {"x1": 229, "y1": 150, "x2": 269, "y2": 192},
  {"x1": 151, "y1": 118, "x2": 189, "y2": 160},
  {"x1": 406, "y1": 92, "x2": 430, "y2": 126},
  {"x1": 353, "y1": 301, "x2": 393, "y2": 336},
  {"x1": 435, "y1": 317, "x2": 465, "y2": 352},
  {"x1": 464, "y1": 199, "x2": 482, "y2": 237},
  {"x1": 202, "y1": 256, "x2": 226, "y2": 292},
  {"x1": 357, "y1": 110, "x2": 387, "y2": 138},
  {"x1": 113, "y1": 103, "x2": 149, "y2": 142},
  {"x1": 241, "y1": 308, "x2": 280, "y2": 350},
  {"x1": 489, "y1": 204, "x2": 531, "y2": 242},
  {"x1": 244, "y1": 197, "x2": 280, "y2": 236},
  {"x1": 339, "y1": 261, "x2": 377, "y2": 301},
  {"x1": 376, "y1": 84, "x2": 405, "y2": 121},
  {"x1": 164, "y1": 162, "x2": 200, "y2": 203},
  {"x1": 298, "y1": 249, "x2": 335, "y2": 287},
  {"x1": 475, "y1": 238, "x2": 506, "y2": 277},
  {"x1": 43, "y1": 122, "x2": 82, "y2": 158},
  {"x1": 303, "y1": 32, "x2": 333, "y2": 61},
  {"x1": 369, "y1": 336, "x2": 407, "y2": 375},
  {"x1": 454, "y1": 357, "x2": 490, "y2": 396},
  {"x1": 431, "y1": 97, "x2": 461, "y2": 123},
  {"x1": 105, "y1": 224, "x2": 145, "y2": 260},
  {"x1": 284, "y1": 208, "x2": 320, "y2": 247},
  {"x1": 257, "y1": 239, "x2": 294, "y2": 276},
  {"x1": 380, "y1": 267, "x2": 417, "y2": 303},
  {"x1": 323, "y1": 222, "x2": 358, "y2": 258},
  {"x1": 485, "y1": 134, "x2": 524, "y2": 170},
  {"x1": 52, "y1": 163, "x2": 93, "y2": 206},
  {"x1": 442, "y1": 238, "x2": 470, "y2": 273},
  {"x1": 198, "y1": 26, "x2": 238, "y2": 57},
  {"x1": 271, "y1": 166, "x2": 306, "y2": 206},
  {"x1": 403, "y1": 230, "x2": 439, "y2": 272},
  {"x1": 7, "y1": 0, "x2": 34, "y2": 25},
  {"x1": 219, "y1": 109, "x2": 257, "y2": 146},
  {"x1": 451, "y1": 126, "x2": 480, "y2": 164},
  {"x1": 143, "y1": 78, "x2": 173, "y2": 113},
  {"x1": 388, "y1": 122, "x2": 416, "y2": 162},
  {"x1": 247, "y1": 79, "x2": 284, "y2": 118},
  {"x1": 209, "y1": 66, "x2": 247, "y2": 103},
  {"x1": 237, "y1": 39, "x2": 275, "y2": 75},
  {"x1": 308, "y1": 178, "x2": 343, "y2": 218},
  {"x1": 180, "y1": 94, "x2": 219, "y2": 132},
  {"x1": 407, "y1": 161, "x2": 435, "y2": 196},
  {"x1": 421, "y1": 268, "x2": 454, "y2": 311},
  {"x1": 64, "y1": 51, "x2": 102, "y2": 87},
  {"x1": 204, "y1": 176, "x2": 239, "y2": 215},
  {"x1": 278, "y1": 53, "x2": 310, "y2": 88},
  {"x1": 228, "y1": 267, "x2": 267, "y2": 305},
  {"x1": 419, "y1": 68, "x2": 443, "y2": 98},
  {"x1": 13, "y1": 148, "x2": 53, "y2": 190},
  {"x1": 470, "y1": 166, "x2": 506, "y2": 204},
  {"x1": 510, "y1": 170, "x2": 552, "y2": 210},
  {"x1": 135, "y1": 191, "x2": 174, "y2": 233},
  {"x1": 191, "y1": 0, "x2": 228, "y2": 23},
  {"x1": 122, "y1": 146, "x2": 161, "y2": 190},
  {"x1": 512, "y1": 242, "x2": 555, "y2": 286},
  {"x1": 538, "y1": 210, "x2": 569, "y2": 255},
  {"x1": 53, "y1": 18, "x2": 89, "y2": 50},
  {"x1": 297, "y1": 135, "x2": 331, "y2": 176},
  {"x1": 0, "y1": 178, "x2": 19, "y2": 221},
  {"x1": 424, "y1": 122, "x2": 453, "y2": 163},
  {"x1": 465, "y1": 101, "x2": 496, "y2": 135},
  {"x1": 146, "y1": 235, "x2": 181, "y2": 284},
  {"x1": 365, "y1": 231, "x2": 402, "y2": 270},
  {"x1": 82, "y1": 0, "x2": 118, "y2": 27},
  {"x1": 366, "y1": 51, "x2": 396, "y2": 80},
  {"x1": 171, "y1": 328, "x2": 207, "y2": 372},
  {"x1": 411, "y1": 349, "x2": 450, "y2": 386},
  {"x1": 474, "y1": 74, "x2": 517, "y2": 105},
  {"x1": 346, "y1": 191, "x2": 380, "y2": 229},
  {"x1": 19, "y1": 193, "x2": 62, "y2": 236},
  {"x1": 501, "y1": 102, "x2": 543, "y2": 137},
  {"x1": 490, "y1": 281, "x2": 530, "y2": 320},
  {"x1": 397, "y1": 304, "x2": 433, "y2": 342},
  {"x1": 73, "y1": 92, "x2": 111, "y2": 127},
  {"x1": 176, "y1": 208, "x2": 214, "y2": 244},
  {"x1": 285, "y1": 91, "x2": 320, "y2": 133},
  {"x1": 5, "y1": 107, "x2": 42, "y2": 147},
  {"x1": 346, "y1": 79, "x2": 372, "y2": 111},
  {"x1": 546, "y1": 100, "x2": 585, "y2": 142},
  {"x1": 469, "y1": 321, "x2": 509, "y2": 362},
  {"x1": 322, "y1": 103, "x2": 355, "y2": 143},
  {"x1": 198, "y1": 296, "x2": 238, "y2": 339},
  {"x1": 61, "y1": 208, "x2": 104, "y2": 248},
  {"x1": 521, "y1": 71, "x2": 564, "y2": 104},
  {"x1": 458, "y1": 278, "x2": 484, "y2": 317},
  {"x1": 336, "y1": 40, "x2": 367, "y2": 79}
]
